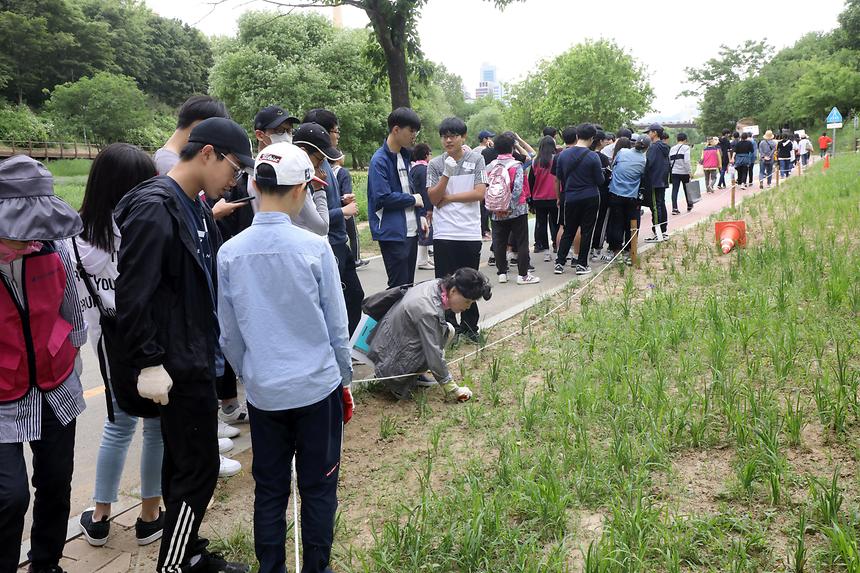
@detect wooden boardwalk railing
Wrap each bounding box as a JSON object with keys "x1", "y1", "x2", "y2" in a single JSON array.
[{"x1": 0, "y1": 141, "x2": 158, "y2": 160}]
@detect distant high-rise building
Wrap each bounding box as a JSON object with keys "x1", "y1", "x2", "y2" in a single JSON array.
[
  {"x1": 480, "y1": 63, "x2": 497, "y2": 83},
  {"x1": 475, "y1": 64, "x2": 503, "y2": 100}
]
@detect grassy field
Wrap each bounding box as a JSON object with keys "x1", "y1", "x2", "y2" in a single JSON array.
[{"x1": 309, "y1": 155, "x2": 858, "y2": 572}]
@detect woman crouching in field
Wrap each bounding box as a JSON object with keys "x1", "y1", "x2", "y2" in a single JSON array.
[{"x1": 368, "y1": 268, "x2": 491, "y2": 402}]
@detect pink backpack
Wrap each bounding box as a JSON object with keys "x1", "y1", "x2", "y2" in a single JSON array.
[{"x1": 484, "y1": 158, "x2": 518, "y2": 212}]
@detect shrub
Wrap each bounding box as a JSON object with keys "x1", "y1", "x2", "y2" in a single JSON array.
[{"x1": 0, "y1": 103, "x2": 51, "y2": 142}]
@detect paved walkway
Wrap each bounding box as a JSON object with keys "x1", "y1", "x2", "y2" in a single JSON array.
[{"x1": 19, "y1": 160, "x2": 811, "y2": 571}]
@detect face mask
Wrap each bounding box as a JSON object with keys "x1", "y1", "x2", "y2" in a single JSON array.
[
  {"x1": 269, "y1": 132, "x2": 292, "y2": 145},
  {"x1": 0, "y1": 241, "x2": 43, "y2": 264}
]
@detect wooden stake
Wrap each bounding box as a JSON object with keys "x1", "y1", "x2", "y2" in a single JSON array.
[{"x1": 630, "y1": 219, "x2": 639, "y2": 269}]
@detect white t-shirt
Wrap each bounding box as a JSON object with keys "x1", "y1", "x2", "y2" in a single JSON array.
[
  {"x1": 426, "y1": 150, "x2": 488, "y2": 241},
  {"x1": 398, "y1": 154, "x2": 417, "y2": 238},
  {"x1": 64, "y1": 223, "x2": 120, "y2": 352},
  {"x1": 798, "y1": 139, "x2": 812, "y2": 155}
]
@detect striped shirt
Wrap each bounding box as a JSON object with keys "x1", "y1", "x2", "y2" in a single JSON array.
[{"x1": 0, "y1": 241, "x2": 87, "y2": 443}]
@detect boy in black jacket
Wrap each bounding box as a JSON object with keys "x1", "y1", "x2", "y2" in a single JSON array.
[
  {"x1": 642, "y1": 124, "x2": 670, "y2": 242},
  {"x1": 115, "y1": 118, "x2": 253, "y2": 573}
]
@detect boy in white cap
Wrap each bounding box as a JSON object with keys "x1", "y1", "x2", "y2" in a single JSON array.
[{"x1": 217, "y1": 142, "x2": 353, "y2": 573}]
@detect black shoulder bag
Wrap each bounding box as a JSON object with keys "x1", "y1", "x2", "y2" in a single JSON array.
[{"x1": 71, "y1": 240, "x2": 158, "y2": 421}]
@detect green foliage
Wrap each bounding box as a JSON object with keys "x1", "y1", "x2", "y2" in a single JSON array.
[
  {"x1": 686, "y1": 5, "x2": 860, "y2": 134},
  {"x1": 0, "y1": 103, "x2": 52, "y2": 141},
  {"x1": 466, "y1": 101, "x2": 507, "y2": 141},
  {"x1": 506, "y1": 39, "x2": 653, "y2": 134},
  {"x1": 46, "y1": 72, "x2": 152, "y2": 144},
  {"x1": 0, "y1": 0, "x2": 212, "y2": 107},
  {"x1": 210, "y1": 12, "x2": 390, "y2": 165}
]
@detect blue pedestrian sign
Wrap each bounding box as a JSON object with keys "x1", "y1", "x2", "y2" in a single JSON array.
[{"x1": 826, "y1": 107, "x2": 843, "y2": 124}]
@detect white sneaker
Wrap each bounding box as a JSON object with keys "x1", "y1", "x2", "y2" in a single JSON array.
[
  {"x1": 543, "y1": 252, "x2": 552, "y2": 262},
  {"x1": 218, "y1": 419, "x2": 240, "y2": 439},
  {"x1": 498, "y1": 273, "x2": 508, "y2": 283},
  {"x1": 218, "y1": 437, "x2": 234, "y2": 454},
  {"x1": 590, "y1": 249, "x2": 601, "y2": 262},
  {"x1": 417, "y1": 261, "x2": 435, "y2": 270},
  {"x1": 219, "y1": 403, "x2": 248, "y2": 424},
  {"x1": 517, "y1": 274, "x2": 541, "y2": 285},
  {"x1": 219, "y1": 455, "x2": 242, "y2": 478}
]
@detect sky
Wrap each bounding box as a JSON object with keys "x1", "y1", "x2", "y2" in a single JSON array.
[{"x1": 144, "y1": 0, "x2": 846, "y2": 121}]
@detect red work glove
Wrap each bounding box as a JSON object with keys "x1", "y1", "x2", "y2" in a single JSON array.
[{"x1": 342, "y1": 387, "x2": 354, "y2": 424}]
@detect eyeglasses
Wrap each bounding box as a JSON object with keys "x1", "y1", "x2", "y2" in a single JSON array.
[
  {"x1": 329, "y1": 128, "x2": 341, "y2": 135},
  {"x1": 270, "y1": 126, "x2": 292, "y2": 135},
  {"x1": 221, "y1": 153, "x2": 245, "y2": 183}
]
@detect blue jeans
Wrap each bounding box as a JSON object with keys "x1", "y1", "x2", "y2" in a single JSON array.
[
  {"x1": 759, "y1": 160, "x2": 773, "y2": 185},
  {"x1": 93, "y1": 390, "x2": 163, "y2": 503},
  {"x1": 779, "y1": 159, "x2": 793, "y2": 178}
]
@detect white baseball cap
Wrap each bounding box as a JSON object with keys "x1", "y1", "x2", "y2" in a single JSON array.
[{"x1": 254, "y1": 142, "x2": 327, "y2": 188}]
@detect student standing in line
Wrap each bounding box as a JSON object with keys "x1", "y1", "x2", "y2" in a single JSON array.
[
  {"x1": 552, "y1": 123, "x2": 605, "y2": 276},
  {"x1": 333, "y1": 156, "x2": 367, "y2": 268},
  {"x1": 486, "y1": 133, "x2": 540, "y2": 285},
  {"x1": 717, "y1": 128, "x2": 732, "y2": 189},
  {"x1": 758, "y1": 130, "x2": 777, "y2": 188},
  {"x1": 300, "y1": 111, "x2": 364, "y2": 336},
  {"x1": 114, "y1": 117, "x2": 254, "y2": 573},
  {"x1": 528, "y1": 136, "x2": 560, "y2": 262},
  {"x1": 818, "y1": 131, "x2": 833, "y2": 157},
  {"x1": 606, "y1": 136, "x2": 647, "y2": 265},
  {"x1": 733, "y1": 133, "x2": 755, "y2": 189},
  {"x1": 217, "y1": 142, "x2": 352, "y2": 573},
  {"x1": 475, "y1": 130, "x2": 495, "y2": 240},
  {"x1": 71, "y1": 144, "x2": 166, "y2": 548},
  {"x1": 0, "y1": 156, "x2": 86, "y2": 573},
  {"x1": 701, "y1": 137, "x2": 722, "y2": 193},
  {"x1": 427, "y1": 117, "x2": 488, "y2": 343},
  {"x1": 777, "y1": 132, "x2": 794, "y2": 178},
  {"x1": 643, "y1": 123, "x2": 670, "y2": 242},
  {"x1": 669, "y1": 133, "x2": 692, "y2": 214},
  {"x1": 411, "y1": 143, "x2": 435, "y2": 271},
  {"x1": 589, "y1": 130, "x2": 613, "y2": 260},
  {"x1": 367, "y1": 107, "x2": 426, "y2": 288}
]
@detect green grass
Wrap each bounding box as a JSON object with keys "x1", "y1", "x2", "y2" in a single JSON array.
[
  {"x1": 45, "y1": 158, "x2": 92, "y2": 178},
  {"x1": 336, "y1": 154, "x2": 860, "y2": 572},
  {"x1": 54, "y1": 181, "x2": 85, "y2": 210}
]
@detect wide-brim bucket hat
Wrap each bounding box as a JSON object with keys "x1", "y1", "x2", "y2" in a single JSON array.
[{"x1": 0, "y1": 155, "x2": 82, "y2": 241}]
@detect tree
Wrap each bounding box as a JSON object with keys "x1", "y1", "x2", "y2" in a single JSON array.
[
  {"x1": 212, "y1": 0, "x2": 522, "y2": 110},
  {"x1": 0, "y1": 0, "x2": 113, "y2": 104},
  {"x1": 209, "y1": 12, "x2": 389, "y2": 164},
  {"x1": 506, "y1": 40, "x2": 653, "y2": 134},
  {"x1": 46, "y1": 72, "x2": 152, "y2": 143}
]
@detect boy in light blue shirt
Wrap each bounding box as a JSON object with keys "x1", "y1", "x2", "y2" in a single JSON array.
[{"x1": 216, "y1": 142, "x2": 352, "y2": 573}]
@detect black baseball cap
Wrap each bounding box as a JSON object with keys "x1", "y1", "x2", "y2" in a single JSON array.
[
  {"x1": 478, "y1": 130, "x2": 495, "y2": 141},
  {"x1": 187, "y1": 117, "x2": 254, "y2": 168},
  {"x1": 254, "y1": 105, "x2": 300, "y2": 132},
  {"x1": 643, "y1": 122, "x2": 664, "y2": 133},
  {"x1": 293, "y1": 123, "x2": 343, "y2": 161}
]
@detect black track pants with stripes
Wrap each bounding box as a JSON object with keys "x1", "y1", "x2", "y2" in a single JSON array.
[{"x1": 156, "y1": 382, "x2": 220, "y2": 573}]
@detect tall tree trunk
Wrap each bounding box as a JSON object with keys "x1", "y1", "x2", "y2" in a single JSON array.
[{"x1": 365, "y1": 3, "x2": 411, "y2": 110}]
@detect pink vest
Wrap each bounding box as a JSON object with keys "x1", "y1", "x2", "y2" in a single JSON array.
[
  {"x1": 0, "y1": 251, "x2": 75, "y2": 403},
  {"x1": 701, "y1": 147, "x2": 720, "y2": 169},
  {"x1": 530, "y1": 162, "x2": 556, "y2": 201}
]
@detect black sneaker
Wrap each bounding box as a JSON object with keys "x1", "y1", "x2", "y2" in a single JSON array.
[
  {"x1": 574, "y1": 264, "x2": 592, "y2": 276},
  {"x1": 672, "y1": 209, "x2": 681, "y2": 215},
  {"x1": 487, "y1": 256, "x2": 495, "y2": 266},
  {"x1": 190, "y1": 552, "x2": 250, "y2": 573},
  {"x1": 28, "y1": 565, "x2": 66, "y2": 573},
  {"x1": 135, "y1": 508, "x2": 164, "y2": 546},
  {"x1": 79, "y1": 508, "x2": 109, "y2": 547},
  {"x1": 355, "y1": 259, "x2": 369, "y2": 269},
  {"x1": 553, "y1": 263, "x2": 564, "y2": 274}
]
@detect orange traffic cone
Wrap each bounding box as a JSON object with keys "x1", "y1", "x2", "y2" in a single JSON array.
[
  {"x1": 824, "y1": 154, "x2": 831, "y2": 170},
  {"x1": 715, "y1": 221, "x2": 747, "y2": 254}
]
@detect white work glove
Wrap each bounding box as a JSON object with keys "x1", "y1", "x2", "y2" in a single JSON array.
[
  {"x1": 443, "y1": 156, "x2": 458, "y2": 177},
  {"x1": 442, "y1": 380, "x2": 473, "y2": 402},
  {"x1": 137, "y1": 365, "x2": 172, "y2": 405},
  {"x1": 413, "y1": 193, "x2": 425, "y2": 209}
]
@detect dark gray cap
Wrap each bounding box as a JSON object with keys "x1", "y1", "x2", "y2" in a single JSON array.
[{"x1": 0, "y1": 156, "x2": 82, "y2": 241}]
